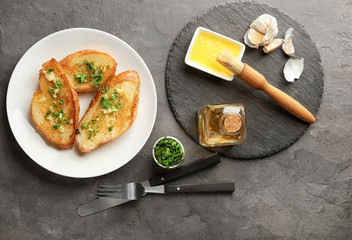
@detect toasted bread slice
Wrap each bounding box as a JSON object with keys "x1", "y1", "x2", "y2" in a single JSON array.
[
  {"x1": 31, "y1": 59, "x2": 80, "y2": 149},
  {"x1": 60, "y1": 50, "x2": 117, "y2": 92},
  {"x1": 76, "y1": 70, "x2": 140, "y2": 152}
]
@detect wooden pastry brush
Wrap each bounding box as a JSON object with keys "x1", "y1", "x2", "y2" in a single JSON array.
[{"x1": 217, "y1": 49, "x2": 315, "y2": 123}]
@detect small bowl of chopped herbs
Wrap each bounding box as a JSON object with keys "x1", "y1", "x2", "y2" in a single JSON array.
[{"x1": 152, "y1": 136, "x2": 185, "y2": 169}]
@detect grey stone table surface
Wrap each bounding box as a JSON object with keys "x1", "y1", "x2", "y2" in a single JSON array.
[{"x1": 0, "y1": 0, "x2": 351, "y2": 239}]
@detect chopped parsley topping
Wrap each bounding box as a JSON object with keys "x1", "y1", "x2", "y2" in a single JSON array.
[
  {"x1": 84, "y1": 61, "x2": 97, "y2": 73},
  {"x1": 45, "y1": 109, "x2": 52, "y2": 118},
  {"x1": 102, "y1": 100, "x2": 112, "y2": 108},
  {"x1": 76, "y1": 129, "x2": 80, "y2": 134},
  {"x1": 83, "y1": 60, "x2": 104, "y2": 87},
  {"x1": 108, "y1": 126, "x2": 113, "y2": 132},
  {"x1": 55, "y1": 80, "x2": 63, "y2": 88},
  {"x1": 111, "y1": 104, "x2": 122, "y2": 111},
  {"x1": 110, "y1": 90, "x2": 118, "y2": 100},
  {"x1": 75, "y1": 73, "x2": 87, "y2": 83},
  {"x1": 79, "y1": 117, "x2": 102, "y2": 140},
  {"x1": 44, "y1": 107, "x2": 71, "y2": 130},
  {"x1": 153, "y1": 137, "x2": 184, "y2": 168},
  {"x1": 49, "y1": 80, "x2": 63, "y2": 99},
  {"x1": 101, "y1": 88, "x2": 109, "y2": 93},
  {"x1": 88, "y1": 129, "x2": 96, "y2": 139},
  {"x1": 99, "y1": 90, "x2": 122, "y2": 113},
  {"x1": 107, "y1": 65, "x2": 110, "y2": 69},
  {"x1": 47, "y1": 68, "x2": 54, "y2": 74},
  {"x1": 58, "y1": 100, "x2": 64, "y2": 104}
]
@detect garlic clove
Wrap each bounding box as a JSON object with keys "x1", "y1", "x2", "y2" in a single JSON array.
[
  {"x1": 282, "y1": 28, "x2": 295, "y2": 56},
  {"x1": 283, "y1": 58, "x2": 304, "y2": 82},
  {"x1": 263, "y1": 38, "x2": 284, "y2": 53},
  {"x1": 258, "y1": 14, "x2": 274, "y2": 28},
  {"x1": 262, "y1": 25, "x2": 279, "y2": 46},
  {"x1": 244, "y1": 28, "x2": 264, "y2": 48},
  {"x1": 244, "y1": 14, "x2": 279, "y2": 48},
  {"x1": 250, "y1": 19, "x2": 268, "y2": 34}
]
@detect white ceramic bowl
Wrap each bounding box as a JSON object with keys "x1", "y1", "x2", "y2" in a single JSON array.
[
  {"x1": 184, "y1": 27, "x2": 245, "y2": 81},
  {"x1": 152, "y1": 136, "x2": 185, "y2": 169}
]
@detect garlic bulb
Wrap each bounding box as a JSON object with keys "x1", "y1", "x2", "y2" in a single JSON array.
[
  {"x1": 244, "y1": 14, "x2": 279, "y2": 48},
  {"x1": 282, "y1": 28, "x2": 295, "y2": 56}
]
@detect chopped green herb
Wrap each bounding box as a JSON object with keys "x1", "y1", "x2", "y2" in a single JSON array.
[
  {"x1": 88, "y1": 129, "x2": 96, "y2": 139},
  {"x1": 92, "y1": 72, "x2": 103, "y2": 81},
  {"x1": 52, "y1": 123, "x2": 61, "y2": 129},
  {"x1": 81, "y1": 123, "x2": 89, "y2": 129},
  {"x1": 100, "y1": 95, "x2": 108, "y2": 101},
  {"x1": 55, "y1": 80, "x2": 63, "y2": 88},
  {"x1": 101, "y1": 88, "x2": 109, "y2": 93},
  {"x1": 108, "y1": 126, "x2": 113, "y2": 132},
  {"x1": 45, "y1": 109, "x2": 52, "y2": 118},
  {"x1": 52, "y1": 112, "x2": 59, "y2": 118},
  {"x1": 110, "y1": 90, "x2": 118, "y2": 100},
  {"x1": 91, "y1": 119, "x2": 97, "y2": 124},
  {"x1": 107, "y1": 65, "x2": 110, "y2": 69},
  {"x1": 53, "y1": 101, "x2": 57, "y2": 108},
  {"x1": 47, "y1": 68, "x2": 54, "y2": 73},
  {"x1": 153, "y1": 137, "x2": 184, "y2": 168},
  {"x1": 102, "y1": 100, "x2": 112, "y2": 108},
  {"x1": 82, "y1": 60, "x2": 104, "y2": 87},
  {"x1": 75, "y1": 73, "x2": 87, "y2": 83},
  {"x1": 61, "y1": 117, "x2": 70, "y2": 122},
  {"x1": 58, "y1": 100, "x2": 64, "y2": 104},
  {"x1": 76, "y1": 129, "x2": 80, "y2": 134},
  {"x1": 84, "y1": 61, "x2": 97, "y2": 73},
  {"x1": 92, "y1": 81, "x2": 102, "y2": 87},
  {"x1": 111, "y1": 104, "x2": 122, "y2": 111}
]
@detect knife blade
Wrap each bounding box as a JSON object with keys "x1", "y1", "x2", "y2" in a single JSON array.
[{"x1": 77, "y1": 153, "x2": 220, "y2": 216}]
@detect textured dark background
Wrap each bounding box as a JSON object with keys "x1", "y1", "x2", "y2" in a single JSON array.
[
  {"x1": 1, "y1": 0, "x2": 351, "y2": 239},
  {"x1": 165, "y1": 2, "x2": 324, "y2": 159}
]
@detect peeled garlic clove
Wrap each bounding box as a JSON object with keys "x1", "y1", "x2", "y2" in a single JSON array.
[
  {"x1": 245, "y1": 14, "x2": 279, "y2": 48},
  {"x1": 244, "y1": 30, "x2": 260, "y2": 48},
  {"x1": 250, "y1": 19, "x2": 267, "y2": 34},
  {"x1": 244, "y1": 28, "x2": 265, "y2": 48},
  {"x1": 283, "y1": 58, "x2": 304, "y2": 82},
  {"x1": 263, "y1": 38, "x2": 284, "y2": 53},
  {"x1": 258, "y1": 14, "x2": 274, "y2": 27},
  {"x1": 283, "y1": 28, "x2": 295, "y2": 56}
]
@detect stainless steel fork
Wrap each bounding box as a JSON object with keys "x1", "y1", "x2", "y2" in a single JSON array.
[{"x1": 97, "y1": 181, "x2": 235, "y2": 200}]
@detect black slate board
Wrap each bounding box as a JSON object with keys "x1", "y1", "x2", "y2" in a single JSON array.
[{"x1": 165, "y1": 2, "x2": 324, "y2": 159}]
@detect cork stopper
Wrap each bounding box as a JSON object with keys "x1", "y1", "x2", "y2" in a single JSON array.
[{"x1": 223, "y1": 114, "x2": 242, "y2": 133}]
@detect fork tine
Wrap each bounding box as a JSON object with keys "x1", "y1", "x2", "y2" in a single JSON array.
[
  {"x1": 97, "y1": 193, "x2": 124, "y2": 198},
  {"x1": 97, "y1": 184, "x2": 122, "y2": 189}
]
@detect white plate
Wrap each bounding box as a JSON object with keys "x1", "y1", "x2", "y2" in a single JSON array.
[{"x1": 6, "y1": 28, "x2": 157, "y2": 178}]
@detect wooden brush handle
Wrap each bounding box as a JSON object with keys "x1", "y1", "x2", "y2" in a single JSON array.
[
  {"x1": 238, "y1": 64, "x2": 316, "y2": 123},
  {"x1": 217, "y1": 50, "x2": 316, "y2": 123}
]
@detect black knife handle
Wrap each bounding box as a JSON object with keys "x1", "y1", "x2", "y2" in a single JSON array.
[
  {"x1": 165, "y1": 181, "x2": 235, "y2": 193},
  {"x1": 149, "y1": 153, "x2": 220, "y2": 186}
]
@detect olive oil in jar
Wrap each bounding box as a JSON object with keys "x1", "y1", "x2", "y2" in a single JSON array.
[{"x1": 198, "y1": 103, "x2": 246, "y2": 147}]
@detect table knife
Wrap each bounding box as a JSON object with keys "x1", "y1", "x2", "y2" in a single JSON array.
[{"x1": 77, "y1": 152, "x2": 220, "y2": 216}]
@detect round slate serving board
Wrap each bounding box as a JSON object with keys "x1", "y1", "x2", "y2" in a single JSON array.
[{"x1": 165, "y1": 2, "x2": 324, "y2": 159}]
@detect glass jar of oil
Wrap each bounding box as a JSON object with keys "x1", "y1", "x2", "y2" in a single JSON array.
[{"x1": 198, "y1": 103, "x2": 246, "y2": 147}]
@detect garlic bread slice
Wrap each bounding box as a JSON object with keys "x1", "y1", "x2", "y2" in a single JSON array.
[
  {"x1": 76, "y1": 70, "x2": 140, "y2": 152},
  {"x1": 60, "y1": 50, "x2": 117, "y2": 92},
  {"x1": 31, "y1": 58, "x2": 79, "y2": 149}
]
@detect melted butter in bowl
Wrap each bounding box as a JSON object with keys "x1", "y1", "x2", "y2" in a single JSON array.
[{"x1": 185, "y1": 27, "x2": 245, "y2": 81}]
